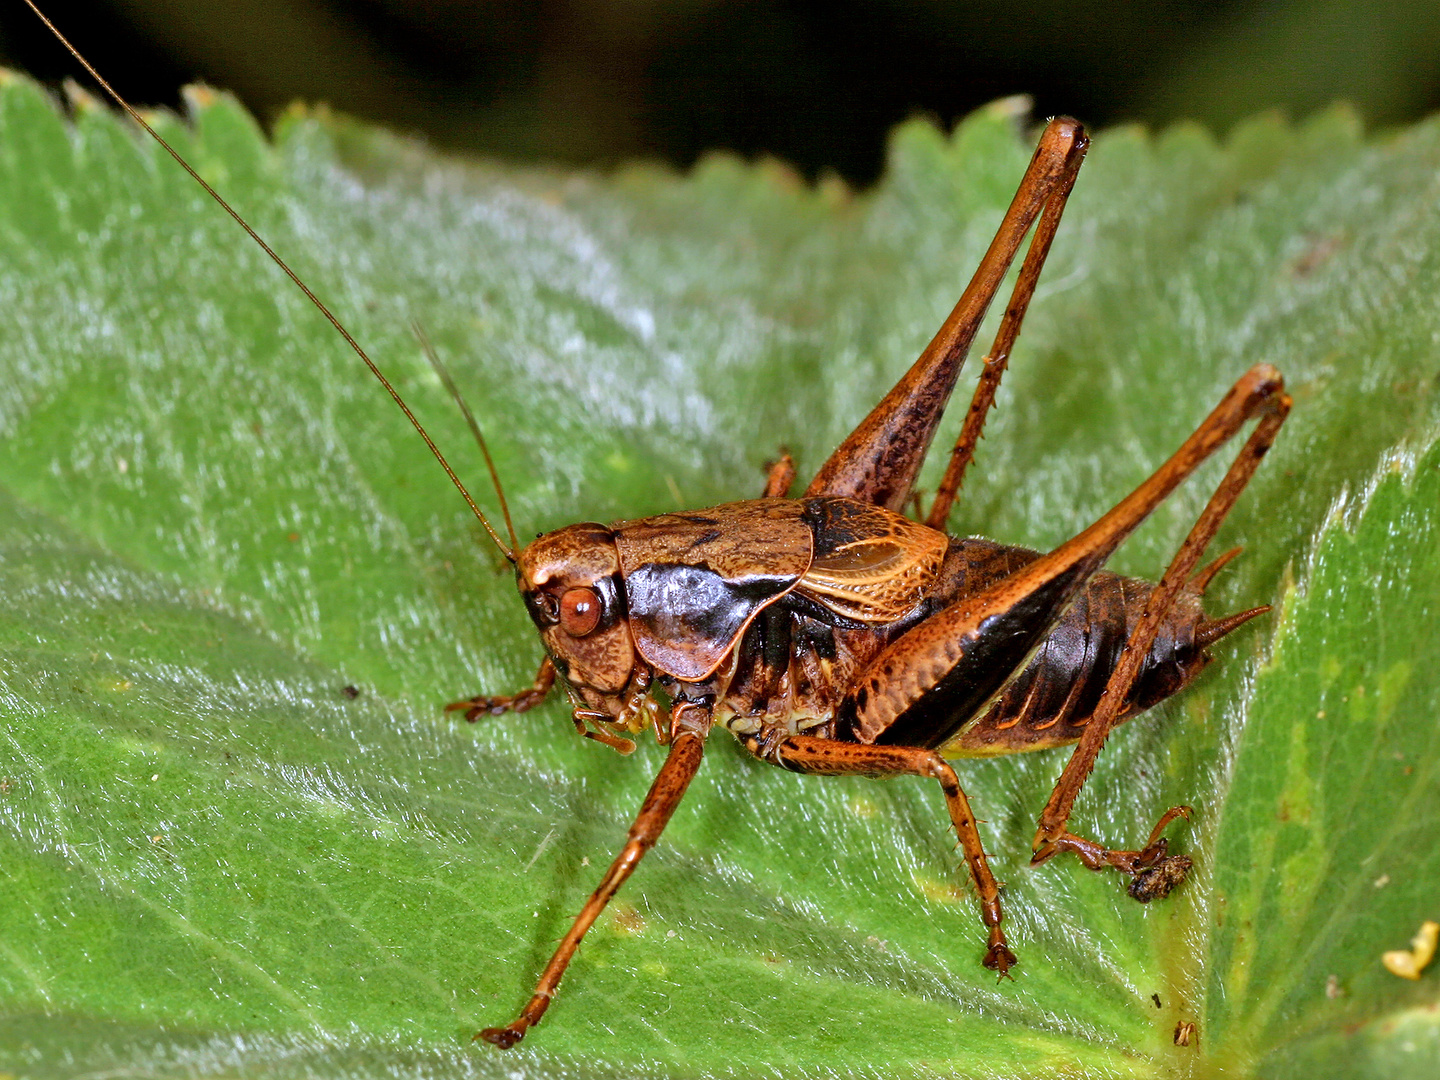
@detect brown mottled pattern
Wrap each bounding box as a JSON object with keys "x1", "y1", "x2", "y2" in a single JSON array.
[
  {"x1": 795, "y1": 498, "x2": 949, "y2": 622},
  {"x1": 610, "y1": 500, "x2": 814, "y2": 680},
  {"x1": 612, "y1": 499, "x2": 812, "y2": 581}
]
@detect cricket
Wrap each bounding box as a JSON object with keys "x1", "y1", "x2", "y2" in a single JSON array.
[{"x1": 25, "y1": 0, "x2": 1290, "y2": 1049}]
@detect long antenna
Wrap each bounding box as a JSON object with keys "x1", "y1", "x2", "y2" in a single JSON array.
[
  {"x1": 412, "y1": 320, "x2": 520, "y2": 555},
  {"x1": 22, "y1": 0, "x2": 518, "y2": 564}
]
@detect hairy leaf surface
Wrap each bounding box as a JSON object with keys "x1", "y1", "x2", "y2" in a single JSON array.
[{"x1": 1, "y1": 83, "x2": 1438, "y2": 1078}]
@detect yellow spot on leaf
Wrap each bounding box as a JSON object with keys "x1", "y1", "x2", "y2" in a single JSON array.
[
  {"x1": 609, "y1": 904, "x2": 646, "y2": 936},
  {"x1": 911, "y1": 872, "x2": 966, "y2": 904},
  {"x1": 1382, "y1": 920, "x2": 1438, "y2": 980},
  {"x1": 848, "y1": 796, "x2": 878, "y2": 819},
  {"x1": 1376, "y1": 660, "x2": 1412, "y2": 726}
]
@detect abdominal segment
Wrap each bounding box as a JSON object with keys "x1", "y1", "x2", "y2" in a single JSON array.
[{"x1": 935, "y1": 539, "x2": 1210, "y2": 756}]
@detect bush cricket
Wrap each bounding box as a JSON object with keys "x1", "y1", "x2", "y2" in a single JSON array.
[{"x1": 25, "y1": 0, "x2": 1290, "y2": 1049}]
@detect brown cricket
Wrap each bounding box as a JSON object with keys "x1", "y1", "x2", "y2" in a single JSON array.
[{"x1": 28, "y1": 0, "x2": 1289, "y2": 1051}]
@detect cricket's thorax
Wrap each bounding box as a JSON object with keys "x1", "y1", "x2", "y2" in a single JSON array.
[
  {"x1": 699, "y1": 535, "x2": 986, "y2": 741},
  {"x1": 702, "y1": 524, "x2": 964, "y2": 741},
  {"x1": 709, "y1": 608, "x2": 851, "y2": 738},
  {"x1": 614, "y1": 496, "x2": 947, "y2": 738}
]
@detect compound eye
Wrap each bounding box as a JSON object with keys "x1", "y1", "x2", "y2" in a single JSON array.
[{"x1": 559, "y1": 587, "x2": 602, "y2": 637}]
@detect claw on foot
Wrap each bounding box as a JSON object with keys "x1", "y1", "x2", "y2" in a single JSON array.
[
  {"x1": 476, "y1": 1024, "x2": 527, "y2": 1049},
  {"x1": 983, "y1": 940, "x2": 1018, "y2": 976}
]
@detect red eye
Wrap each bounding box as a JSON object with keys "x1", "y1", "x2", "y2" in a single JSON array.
[{"x1": 559, "y1": 587, "x2": 602, "y2": 637}]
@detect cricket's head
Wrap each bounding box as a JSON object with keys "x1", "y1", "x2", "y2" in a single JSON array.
[{"x1": 516, "y1": 523, "x2": 640, "y2": 715}]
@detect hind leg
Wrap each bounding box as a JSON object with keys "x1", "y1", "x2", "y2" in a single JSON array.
[{"x1": 1030, "y1": 374, "x2": 1292, "y2": 897}]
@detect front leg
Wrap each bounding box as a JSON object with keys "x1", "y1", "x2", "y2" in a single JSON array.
[
  {"x1": 748, "y1": 733, "x2": 1016, "y2": 975},
  {"x1": 478, "y1": 700, "x2": 713, "y2": 1048},
  {"x1": 446, "y1": 657, "x2": 556, "y2": 721}
]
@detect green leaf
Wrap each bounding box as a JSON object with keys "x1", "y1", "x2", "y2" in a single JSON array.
[{"x1": 1, "y1": 80, "x2": 1438, "y2": 1078}]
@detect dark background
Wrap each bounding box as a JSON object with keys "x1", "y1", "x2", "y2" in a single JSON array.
[{"x1": 4, "y1": 0, "x2": 1440, "y2": 185}]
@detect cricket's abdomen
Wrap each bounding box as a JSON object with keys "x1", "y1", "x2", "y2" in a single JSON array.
[
  {"x1": 934, "y1": 539, "x2": 1255, "y2": 757},
  {"x1": 712, "y1": 536, "x2": 1263, "y2": 755}
]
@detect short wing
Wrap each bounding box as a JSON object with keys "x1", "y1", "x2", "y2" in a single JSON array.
[
  {"x1": 613, "y1": 500, "x2": 812, "y2": 681},
  {"x1": 795, "y1": 497, "x2": 949, "y2": 623}
]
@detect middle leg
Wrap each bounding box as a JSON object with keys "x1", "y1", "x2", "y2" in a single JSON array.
[
  {"x1": 748, "y1": 733, "x2": 1017, "y2": 974},
  {"x1": 760, "y1": 452, "x2": 797, "y2": 498}
]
